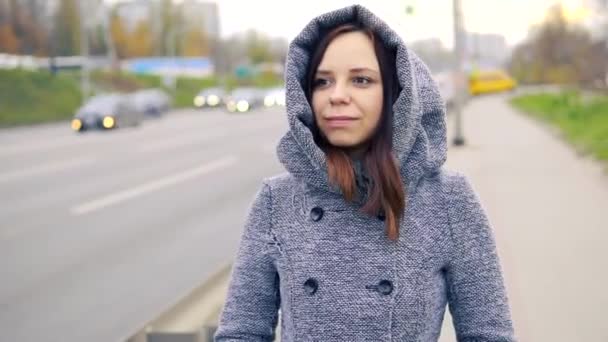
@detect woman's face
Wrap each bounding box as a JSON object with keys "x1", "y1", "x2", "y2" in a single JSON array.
[{"x1": 312, "y1": 31, "x2": 383, "y2": 154}]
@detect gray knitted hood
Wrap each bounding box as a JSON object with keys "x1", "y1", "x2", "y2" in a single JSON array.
[{"x1": 276, "y1": 4, "x2": 447, "y2": 194}]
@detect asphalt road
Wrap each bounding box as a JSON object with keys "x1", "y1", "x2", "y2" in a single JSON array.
[{"x1": 0, "y1": 107, "x2": 287, "y2": 342}]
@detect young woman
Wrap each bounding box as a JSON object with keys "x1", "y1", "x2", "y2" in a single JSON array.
[{"x1": 215, "y1": 5, "x2": 515, "y2": 341}]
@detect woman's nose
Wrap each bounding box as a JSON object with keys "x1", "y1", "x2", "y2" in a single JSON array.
[{"x1": 329, "y1": 82, "x2": 351, "y2": 105}]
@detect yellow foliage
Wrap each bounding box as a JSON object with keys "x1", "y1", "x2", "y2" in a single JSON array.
[
  {"x1": 0, "y1": 24, "x2": 20, "y2": 54},
  {"x1": 182, "y1": 29, "x2": 209, "y2": 57},
  {"x1": 127, "y1": 21, "x2": 153, "y2": 57},
  {"x1": 110, "y1": 16, "x2": 153, "y2": 58}
]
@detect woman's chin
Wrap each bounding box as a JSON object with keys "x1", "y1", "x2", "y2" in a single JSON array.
[
  {"x1": 326, "y1": 137, "x2": 370, "y2": 153},
  {"x1": 327, "y1": 139, "x2": 359, "y2": 149},
  {"x1": 324, "y1": 133, "x2": 358, "y2": 147}
]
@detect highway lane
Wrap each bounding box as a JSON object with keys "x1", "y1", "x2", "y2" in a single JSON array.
[{"x1": 0, "y1": 107, "x2": 287, "y2": 342}]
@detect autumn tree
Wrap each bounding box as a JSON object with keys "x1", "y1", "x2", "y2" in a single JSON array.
[
  {"x1": 89, "y1": 24, "x2": 108, "y2": 56},
  {"x1": 110, "y1": 11, "x2": 154, "y2": 59},
  {"x1": 245, "y1": 29, "x2": 273, "y2": 65},
  {"x1": 0, "y1": 1, "x2": 20, "y2": 53},
  {"x1": 0, "y1": 25, "x2": 19, "y2": 53},
  {"x1": 0, "y1": 0, "x2": 48, "y2": 55},
  {"x1": 158, "y1": 0, "x2": 178, "y2": 56},
  {"x1": 128, "y1": 20, "x2": 153, "y2": 57},
  {"x1": 509, "y1": 4, "x2": 608, "y2": 86},
  {"x1": 52, "y1": 0, "x2": 80, "y2": 56},
  {"x1": 109, "y1": 10, "x2": 127, "y2": 58},
  {"x1": 181, "y1": 28, "x2": 209, "y2": 57}
]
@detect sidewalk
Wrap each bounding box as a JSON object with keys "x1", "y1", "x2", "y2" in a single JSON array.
[{"x1": 440, "y1": 94, "x2": 608, "y2": 341}]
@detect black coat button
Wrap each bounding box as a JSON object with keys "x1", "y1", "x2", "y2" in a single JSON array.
[
  {"x1": 377, "y1": 212, "x2": 386, "y2": 221},
  {"x1": 303, "y1": 278, "x2": 318, "y2": 295},
  {"x1": 377, "y1": 280, "x2": 393, "y2": 295},
  {"x1": 310, "y1": 207, "x2": 324, "y2": 222}
]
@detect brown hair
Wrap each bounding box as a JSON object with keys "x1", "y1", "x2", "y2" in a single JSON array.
[{"x1": 304, "y1": 23, "x2": 405, "y2": 241}]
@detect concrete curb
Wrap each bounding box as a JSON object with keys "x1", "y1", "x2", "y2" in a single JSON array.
[{"x1": 127, "y1": 262, "x2": 233, "y2": 342}]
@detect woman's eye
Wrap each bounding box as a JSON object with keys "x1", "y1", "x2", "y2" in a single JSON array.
[
  {"x1": 313, "y1": 78, "x2": 330, "y2": 88},
  {"x1": 353, "y1": 76, "x2": 372, "y2": 85}
]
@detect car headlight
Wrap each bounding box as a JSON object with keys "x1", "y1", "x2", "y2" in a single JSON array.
[
  {"x1": 103, "y1": 116, "x2": 115, "y2": 129},
  {"x1": 194, "y1": 95, "x2": 205, "y2": 107},
  {"x1": 237, "y1": 100, "x2": 250, "y2": 112},
  {"x1": 207, "y1": 95, "x2": 220, "y2": 106},
  {"x1": 264, "y1": 96, "x2": 275, "y2": 107},
  {"x1": 71, "y1": 118, "x2": 82, "y2": 131}
]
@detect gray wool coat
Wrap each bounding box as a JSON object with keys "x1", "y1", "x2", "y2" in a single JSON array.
[{"x1": 215, "y1": 5, "x2": 515, "y2": 342}]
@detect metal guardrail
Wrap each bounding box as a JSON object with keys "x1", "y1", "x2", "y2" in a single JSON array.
[{"x1": 0, "y1": 53, "x2": 112, "y2": 70}]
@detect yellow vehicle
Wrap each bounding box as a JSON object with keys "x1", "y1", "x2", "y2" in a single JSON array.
[{"x1": 468, "y1": 70, "x2": 517, "y2": 96}]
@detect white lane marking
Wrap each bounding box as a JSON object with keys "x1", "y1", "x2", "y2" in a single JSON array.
[
  {"x1": 70, "y1": 156, "x2": 238, "y2": 215},
  {"x1": 0, "y1": 157, "x2": 97, "y2": 184}
]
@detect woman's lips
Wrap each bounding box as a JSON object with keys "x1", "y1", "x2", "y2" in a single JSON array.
[{"x1": 325, "y1": 116, "x2": 358, "y2": 128}]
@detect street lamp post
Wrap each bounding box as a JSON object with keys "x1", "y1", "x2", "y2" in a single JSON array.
[
  {"x1": 101, "y1": 2, "x2": 118, "y2": 71},
  {"x1": 602, "y1": 0, "x2": 608, "y2": 87},
  {"x1": 166, "y1": 1, "x2": 185, "y2": 92},
  {"x1": 452, "y1": 0, "x2": 466, "y2": 146}
]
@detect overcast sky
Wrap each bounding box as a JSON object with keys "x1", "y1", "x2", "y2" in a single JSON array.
[
  {"x1": 212, "y1": 0, "x2": 576, "y2": 47},
  {"x1": 106, "y1": 0, "x2": 589, "y2": 47}
]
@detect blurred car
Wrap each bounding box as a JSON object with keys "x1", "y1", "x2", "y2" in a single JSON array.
[
  {"x1": 71, "y1": 93, "x2": 143, "y2": 132},
  {"x1": 225, "y1": 87, "x2": 264, "y2": 113},
  {"x1": 263, "y1": 87, "x2": 286, "y2": 107},
  {"x1": 468, "y1": 69, "x2": 517, "y2": 96},
  {"x1": 194, "y1": 87, "x2": 226, "y2": 108},
  {"x1": 131, "y1": 88, "x2": 171, "y2": 118}
]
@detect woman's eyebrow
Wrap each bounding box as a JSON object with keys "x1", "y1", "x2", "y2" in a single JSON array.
[
  {"x1": 316, "y1": 68, "x2": 379, "y2": 75},
  {"x1": 315, "y1": 69, "x2": 332, "y2": 75},
  {"x1": 349, "y1": 67, "x2": 379, "y2": 74}
]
